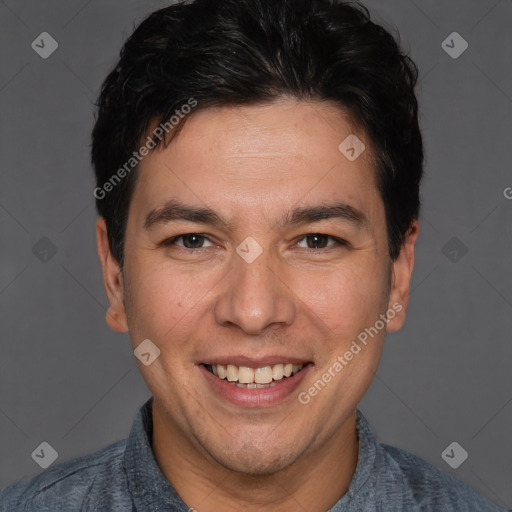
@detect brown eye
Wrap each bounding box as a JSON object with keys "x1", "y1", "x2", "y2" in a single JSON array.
[
  {"x1": 163, "y1": 234, "x2": 213, "y2": 249},
  {"x1": 296, "y1": 234, "x2": 347, "y2": 250}
]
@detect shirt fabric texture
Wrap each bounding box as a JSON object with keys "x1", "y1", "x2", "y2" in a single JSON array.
[{"x1": 0, "y1": 397, "x2": 508, "y2": 511}]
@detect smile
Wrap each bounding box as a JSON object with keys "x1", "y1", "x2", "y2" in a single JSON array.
[{"x1": 204, "y1": 363, "x2": 305, "y2": 388}]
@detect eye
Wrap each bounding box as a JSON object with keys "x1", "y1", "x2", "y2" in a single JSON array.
[
  {"x1": 296, "y1": 234, "x2": 348, "y2": 250},
  {"x1": 162, "y1": 233, "x2": 214, "y2": 249},
  {"x1": 161, "y1": 233, "x2": 348, "y2": 252}
]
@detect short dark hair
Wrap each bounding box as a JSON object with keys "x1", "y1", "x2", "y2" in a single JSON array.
[{"x1": 91, "y1": 0, "x2": 423, "y2": 268}]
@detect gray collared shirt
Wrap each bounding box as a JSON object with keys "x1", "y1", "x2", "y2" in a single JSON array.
[{"x1": 1, "y1": 398, "x2": 508, "y2": 511}]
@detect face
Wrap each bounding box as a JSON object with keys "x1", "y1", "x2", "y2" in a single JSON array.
[{"x1": 97, "y1": 98, "x2": 417, "y2": 475}]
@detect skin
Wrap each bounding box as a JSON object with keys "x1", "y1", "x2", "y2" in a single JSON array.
[{"x1": 96, "y1": 98, "x2": 419, "y2": 511}]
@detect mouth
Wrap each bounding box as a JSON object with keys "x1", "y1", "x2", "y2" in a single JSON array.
[{"x1": 202, "y1": 362, "x2": 308, "y2": 388}]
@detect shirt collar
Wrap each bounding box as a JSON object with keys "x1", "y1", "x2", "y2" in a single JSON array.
[
  {"x1": 328, "y1": 408, "x2": 379, "y2": 509},
  {"x1": 123, "y1": 398, "x2": 379, "y2": 510},
  {"x1": 124, "y1": 397, "x2": 189, "y2": 510}
]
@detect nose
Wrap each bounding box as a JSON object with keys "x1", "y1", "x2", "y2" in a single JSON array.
[{"x1": 213, "y1": 245, "x2": 296, "y2": 336}]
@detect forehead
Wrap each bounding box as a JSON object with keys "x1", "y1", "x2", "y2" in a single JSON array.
[{"x1": 132, "y1": 99, "x2": 382, "y2": 227}]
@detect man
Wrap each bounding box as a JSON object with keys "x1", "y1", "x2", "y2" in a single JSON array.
[{"x1": 1, "y1": 0, "x2": 508, "y2": 510}]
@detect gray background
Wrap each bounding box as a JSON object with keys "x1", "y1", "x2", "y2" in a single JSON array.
[{"x1": 0, "y1": 0, "x2": 511, "y2": 508}]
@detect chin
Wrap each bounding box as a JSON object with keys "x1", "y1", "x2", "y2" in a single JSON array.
[
  {"x1": 208, "y1": 440, "x2": 305, "y2": 476},
  {"x1": 221, "y1": 457, "x2": 291, "y2": 477}
]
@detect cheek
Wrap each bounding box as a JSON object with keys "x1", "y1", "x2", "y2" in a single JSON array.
[
  {"x1": 293, "y1": 259, "x2": 389, "y2": 337},
  {"x1": 123, "y1": 260, "x2": 204, "y2": 343}
]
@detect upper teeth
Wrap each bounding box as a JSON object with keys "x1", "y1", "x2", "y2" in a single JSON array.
[{"x1": 210, "y1": 363, "x2": 304, "y2": 383}]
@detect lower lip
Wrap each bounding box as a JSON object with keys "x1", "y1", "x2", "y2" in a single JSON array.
[{"x1": 199, "y1": 364, "x2": 312, "y2": 408}]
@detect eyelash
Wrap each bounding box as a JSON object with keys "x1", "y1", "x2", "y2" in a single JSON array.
[{"x1": 161, "y1": 233, "x2": 349, "y2": 252}]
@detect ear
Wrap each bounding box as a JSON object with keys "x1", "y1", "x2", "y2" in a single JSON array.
[
  {"x1": 386, "y1": 220, "x2": 419, "y2": 332},
  {"x1": 96, "y1": 217, "x2": 129, "y2": 333}
]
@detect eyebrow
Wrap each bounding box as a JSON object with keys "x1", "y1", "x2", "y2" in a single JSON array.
[{"x1": 143, "y1": 199, "x2": 368, "y2": 231}]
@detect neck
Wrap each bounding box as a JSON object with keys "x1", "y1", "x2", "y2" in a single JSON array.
[{"x1": 152, "y1": 405, "x2": 359, "y2": 512}]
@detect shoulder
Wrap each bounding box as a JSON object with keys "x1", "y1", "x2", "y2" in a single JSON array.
[
  {"x1": 0, "y1": 440, "x2": 130, "y2": 512},
  {"x1": 380, "y1": 442, "x2": 508, "y2": 511}
]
